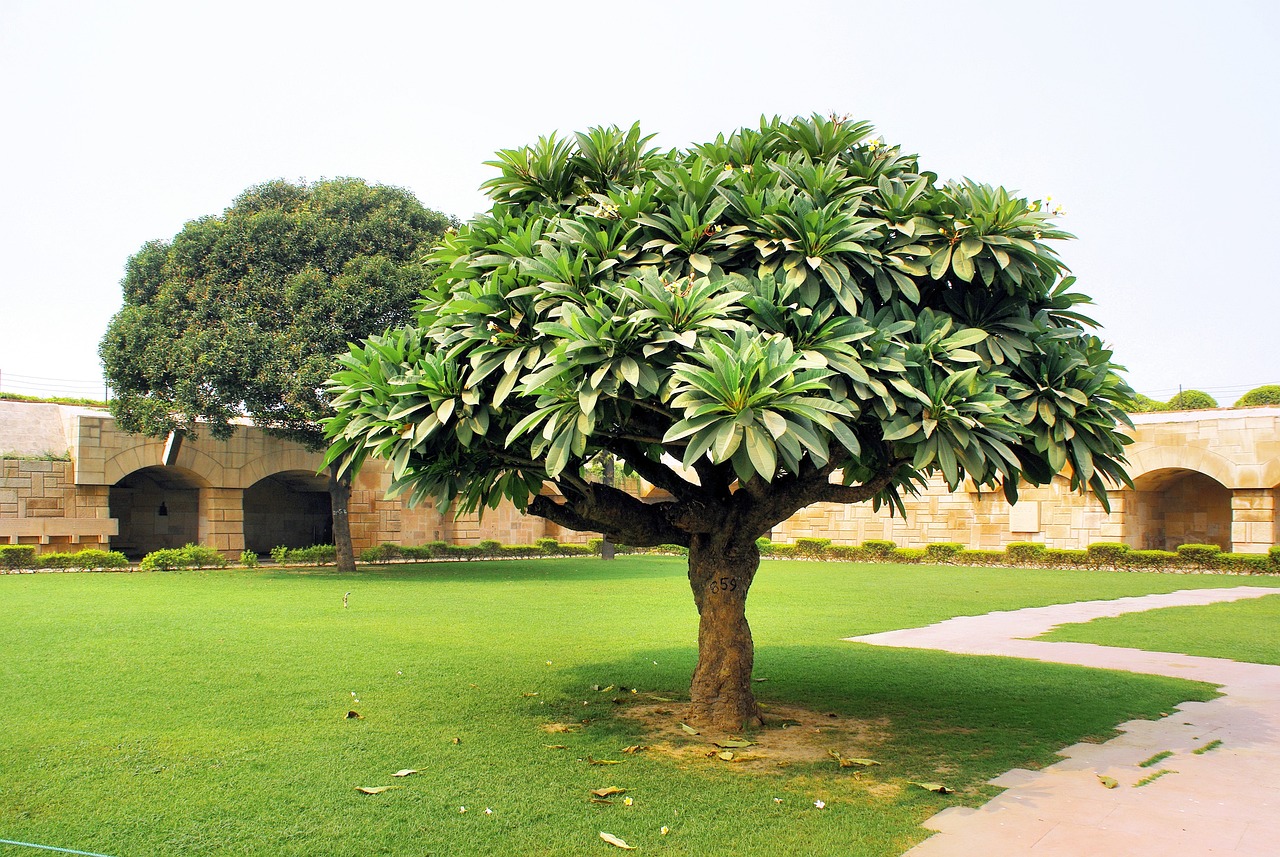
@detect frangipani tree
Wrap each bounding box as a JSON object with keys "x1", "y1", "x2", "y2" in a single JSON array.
[{"x1": 324, "y1": 116, "x2": 1133, "y2": 730}]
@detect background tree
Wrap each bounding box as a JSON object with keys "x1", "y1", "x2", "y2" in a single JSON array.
[
  {"x1": 324, "y1": 117, "x2": 1135, "y2": 728},
  {"x1": 101, "y1": 178, "x2": 457, "y2": 571},
  {"x1": 1236, "y1": 385, "x2": 1280, "y2": 408}
]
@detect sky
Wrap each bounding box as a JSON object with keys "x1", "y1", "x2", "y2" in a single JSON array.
[{"x1": 1, "y1": 0, "x2": 1276, "y2": 403}]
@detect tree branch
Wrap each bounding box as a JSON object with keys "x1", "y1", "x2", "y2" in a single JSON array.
[{"x1": 608, "y1": 439, "x2": 706, "y2": 503}]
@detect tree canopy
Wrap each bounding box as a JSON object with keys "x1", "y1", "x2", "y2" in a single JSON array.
[
  {"x1": 323, "y1": 115, "x2": 1135, "y2": 727},
  {"x1": 101, "y1": 177, "x2": 456, "y2": 569}
]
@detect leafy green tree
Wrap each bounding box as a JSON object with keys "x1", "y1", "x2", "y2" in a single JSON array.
[
  {"x1": 1235, "y1": 385, "x2": 1280, "y2": 407},
  {"x1": 100, "y1": 178, "x2": 457, "y2": 571},
  {"x1": 1166, "y1": 389, "x2": 1217, "y2": 410},
  {"x1": 324, "y1": 116, "x2": 1134, "y2": 728}
]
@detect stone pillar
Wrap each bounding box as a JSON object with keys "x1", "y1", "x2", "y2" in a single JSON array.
[
  {"x1": 1230, "y1": 489, "x2": 1275, "y2": 554},
  {"x1": 198, "y1": 487, "x2": 246, "y2": 556}
]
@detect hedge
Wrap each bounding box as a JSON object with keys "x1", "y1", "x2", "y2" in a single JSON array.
[{"x1": 2, "y1": 545, "x2": 129, "y2": 571}]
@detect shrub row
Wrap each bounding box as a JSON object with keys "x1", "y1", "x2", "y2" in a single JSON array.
[
  {"x1": 358, "y1": 538, "x2": 597, "y2": 564},
  {"x1": 1, "y1": 545, "x2": 129, "y2": 570},
  {"x1": 756, "y1": 538, "x2": 1279, "y2": 573},
  {"x1": 139, "y1": 543, "x2": 230, "y2": 571}
]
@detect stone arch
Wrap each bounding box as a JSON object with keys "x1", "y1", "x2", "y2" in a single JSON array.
[
  {"x1": 102, "y1": 442, "x2": 223, "y2": 488},
  {"x1": 108, "y1": 465, "x2": 207, "y2": 558},
  {"x1": 242, "y1": 469, "x2": 332, "y2": 554},
  {"x1": 1126, "y1": 467, "x2": 1233, "y2": 551},
  {"x1": 1124, "y1": 444, "x2": 1239, "y2": 490},
  {"x1": 238, "y1": 448, "x2": 326, "y2": 491}
]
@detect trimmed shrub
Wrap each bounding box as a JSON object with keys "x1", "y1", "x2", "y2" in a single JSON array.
[
  {"x1": 535, "y1": 537, "x2": 560, "y2": 553},
  {"x1": 1176, "y1": 543, "x2": 1222, "y2": 568},
  {"x1": 0, "y1": 545, "x2": 38, "y2": 569},
  {"x1": 1006, "y1": 542, "x2": 1046, "y2": 564},
  {"x1": 889, "y1": 548, "x2": 926, "y2": 563},
  {"x1": 1271, "y1": 545, "x2": 1280, "y2": 570},
  {"x1": 956, "y1": 549, "x2": 1006, "y2": 566},
  {"x1": 1234, "y1": 385, "x2": 1280, "y2": 408},
  {"x1": 240, "y1": 550, "x2": 259, "y2": 568},
  {"x1": 1166, "y1": 389, "x2": 1217, "y2": 410},
  {"x1": 862, "y1": 540, "x2": 896, "y2": 559},
  {"x1": 270, "y1": 546, "x2": 289, "y2": 564},
  {"x1": 288, "y1": 545, "x2": 337, "y2": 565},
  {"x1": 1041, "y1": 548, "x2": 1088, "y2": 567},
  {"x1": 32, "y1": 549, "x2": 129, "y2": 570},
  {"x1": 764, "y1": 543, "x2": 798, "y2": 558},
  {"x1": 1217, "y1": 553, "x2": 1271, "y2": 573},
  {"x1": 1086, "y1": 542, "x2": 1132, "y2": 568},
  {"x1": 139, "y1": 547, "x2": 186, "y2": 571},
  {"x1": 794, "y1": 537, "x2": 832, "y2": 558},
  {"x1": 925, "y1": 542, "x2": 965, "y2": 563},
  {"x1": 827, "y1": 544, "x2": 870, "y2": 562},
  {"x1": 1127, "y1": 549, "x2": 1179, "y2": 568},
  {"x1": 477, "y1": 539, "x2": 501, "y2": 556}
]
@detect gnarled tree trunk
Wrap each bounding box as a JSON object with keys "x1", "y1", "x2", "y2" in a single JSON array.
[
  {"x1": 328, "y1": 464, "x2": 356, "y2": 573},
  {"x1": 686, "y1": 531, "x2": 763, "y2": 731}
]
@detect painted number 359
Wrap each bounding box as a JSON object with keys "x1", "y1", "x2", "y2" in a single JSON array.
[{"x1": 708, "y1": 576, "x2": 738, "y2": 593}]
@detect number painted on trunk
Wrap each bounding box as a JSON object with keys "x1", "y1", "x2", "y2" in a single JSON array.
[{"x1": 708, "y1": 576, "x2": 738, "y2": 594}]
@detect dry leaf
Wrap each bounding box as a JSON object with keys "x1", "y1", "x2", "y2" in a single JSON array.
[
  {"x1": 590, "y1": 787, "x2": 627, "y2": 797},
  {"x1": 828, "y1": 750, "x2": 879, "y2": 768},
  {"x1": 717, "y1": 750, "x2": 735, "y2": 761},
  {"x1": 599, "y1": 832, "x2": 635, "y2": 850},
  {"x1": 355, "y1": 786, "x2": 399, "y2": 794},
  {"x1": 590, "y1": 798, "x2": 614, "y2": 804},
  {"x1": 543, "y1": 723, "x2": 575, "y2": 733},
  {"x1": 344, "y1": 710, "x2": 363, "y2": 719},
  {"x1": 391, "y1": 769, "x2": 418, "y2": 778},
  {"x1": 587, "y1": 755, "x2": 622, "y2": 765},
  {"x1": 1098, "y1": 775, "x2": 1119, "y2": 789},
  {"x1": 910, "y1": 781, "x2": 953, "y2": 794},
  {"x1": 620, "y1": 745, "x2": 648, "y2": 754},
  {"x1": 714, "y1": 739, "x2": 754, "y2": 748},
  {"x1": 679, "y1": 722, "x2": 699, "y2": 736},
  {"x1": 648, "y1": 695, "x2": 673, "y2": 702},
  {"x1": 522, "y1": 692, "x2": 539, "y2": 698},
  {"x1": 544, "y1": 744, "x2": 568, "y2": 750},
  {"x1": 451, "y1": 737, "x2": 461, "y2": 744}
]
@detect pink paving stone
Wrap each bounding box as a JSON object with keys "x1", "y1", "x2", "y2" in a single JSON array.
[{"x1": 845, "y1": 587, "x2": 1280, "y2": 856}]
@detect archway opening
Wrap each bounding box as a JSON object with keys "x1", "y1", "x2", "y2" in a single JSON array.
[
  {"x1": 243, "y1": 470, "x2": 331, "y2": 554},
  {"x1": 109, "y1": 466, "x2": 205, "y2": 558},
  {"x1": 1128, "y1": 468, "x2": 1232, "y2": 551}
]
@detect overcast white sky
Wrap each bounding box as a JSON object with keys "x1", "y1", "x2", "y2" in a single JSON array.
[{"x1": 1, "y1": 0, "x2": 1276, "y2": 403}]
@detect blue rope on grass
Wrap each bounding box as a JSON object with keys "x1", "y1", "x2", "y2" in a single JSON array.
[{"x1": 0, "y1": 839, "x2": 114, "y2": 857}]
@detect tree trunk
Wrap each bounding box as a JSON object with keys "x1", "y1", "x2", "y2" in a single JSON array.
[
  {"x1": 686, "y1": 532, "x2": 763, "y2": 731},
  {"x1": 328, "y1": 464, "x2": 356, "y2": 573}
]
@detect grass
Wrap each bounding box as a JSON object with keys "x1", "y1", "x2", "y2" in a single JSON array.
[
  {"x1": 1038, "y1": 592, "x2": 1280, "y2": 664},
  {"x1": 2, "y1": 558, "x2": 1275, "y2": 856}
]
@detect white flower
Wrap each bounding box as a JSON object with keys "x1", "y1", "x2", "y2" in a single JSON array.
[
  {"x1": 814, "y1": 800, "x2": 826, "y2": 809},
  {"x1": 484, "y1": 807, "x2": 493, "y2": 815},
  {"x1": 459, "y1": 806, "x2": 467, "y2": 813},
  {"x1": 660, "y1": 826, "x2": 670, "y2": 835}
]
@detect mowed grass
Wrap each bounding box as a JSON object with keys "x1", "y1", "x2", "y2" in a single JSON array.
[
  {"x1": 1039, "y1": 591, "x2": 1280, "y2": 665},
  {"x1": 2, "y1": 559, "x2": 1275, "y2": 857}
]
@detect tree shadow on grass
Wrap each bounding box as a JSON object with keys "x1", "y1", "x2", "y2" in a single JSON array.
[
  {"x1": 262, "y1": 555, "x2": 689, "y2": 584},
  {"x1": 548, "y1": 642, "x2": 1220, "y2": 790}
]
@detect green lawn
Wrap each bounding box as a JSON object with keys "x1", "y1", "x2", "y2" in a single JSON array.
[
  {"x1": 2, "y1": 559, "x2": 1275, "y2": 856},
  {"x1": 1038, "y1": 591, "x2": 1280, "y2": 664}
]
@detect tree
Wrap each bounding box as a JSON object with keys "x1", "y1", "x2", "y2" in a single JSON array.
[
  {"x1": 1166, "y1": 389, "x2": 1217, "y2": 410},
  {"x1": 100, "y1": 178, "x2": 457, "y2": 571},
  {"x1": 323, "y1": 116, "x2": 1134, "y2": 728},
  {"x1": 1235, "y1": 385, "x2": 1280, "y2": 408}
]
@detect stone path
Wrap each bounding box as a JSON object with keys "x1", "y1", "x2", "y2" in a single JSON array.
[{"x1": 845, "y1": 586, "x2": 1280, "y2": 856}]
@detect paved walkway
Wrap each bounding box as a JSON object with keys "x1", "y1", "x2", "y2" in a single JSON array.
[{"x1": 845, "y1": 586, "x2": 1280, "y2": 856}]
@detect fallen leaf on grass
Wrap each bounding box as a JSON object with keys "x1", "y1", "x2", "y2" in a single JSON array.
[
  {"x1": 828, "y1": 750, "x2": 880, "y2": 768},
  {"x1": 391, "y1": 769, "x2": 418, "y2": 778},
  {"x1": 587, "y1": 755, "x2": 622, "y2": 765},
  {"x1": 591, "y1": 787, "x2": 627, "y2": 798},
  {"x1": 678, "y1": 722, "x2": 699, "y2": 735},
  {"x1": 599, "y1": 832, "x2": 635, "y2": 850},
  {"x1": 714, "y1": 738, "x2": 754, "y2": 749},
  {"x1": 521, "y1": 692, "x2": 539, "y2": 698},
  {"x1": 716, "y1": 750, "x2": 735, "y2": 761},
  {"x1": 648, "y1": 695, "x2": 673, "y2": 702},
  {"x1": 1098, "y1": 775, "x2": 1119, "y2": 789},
  {"x1": 355, "y1": 786, "x2": 400, "y2": 794},
  {"x1": 620, "y1": 745, "x2": 648, "y2": 754},
  {"x1": 451, "y1": 737, "x2": 462, "y2": 744},
  {"x1": 910, "y1": 782, "x2": 953, "y2": 794},
  {"x1": 544, "y1": 744, "x2": 569, "y2": 750},
  {"x1": 590, "y1": 798, "x2": 615, "y2": 804},
  {"x1": 543, "y1": 723, "x2": 576, "y2": 734},
  {"x1": 344, "y1": 711, "x2": 363, "y2": 719}
]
